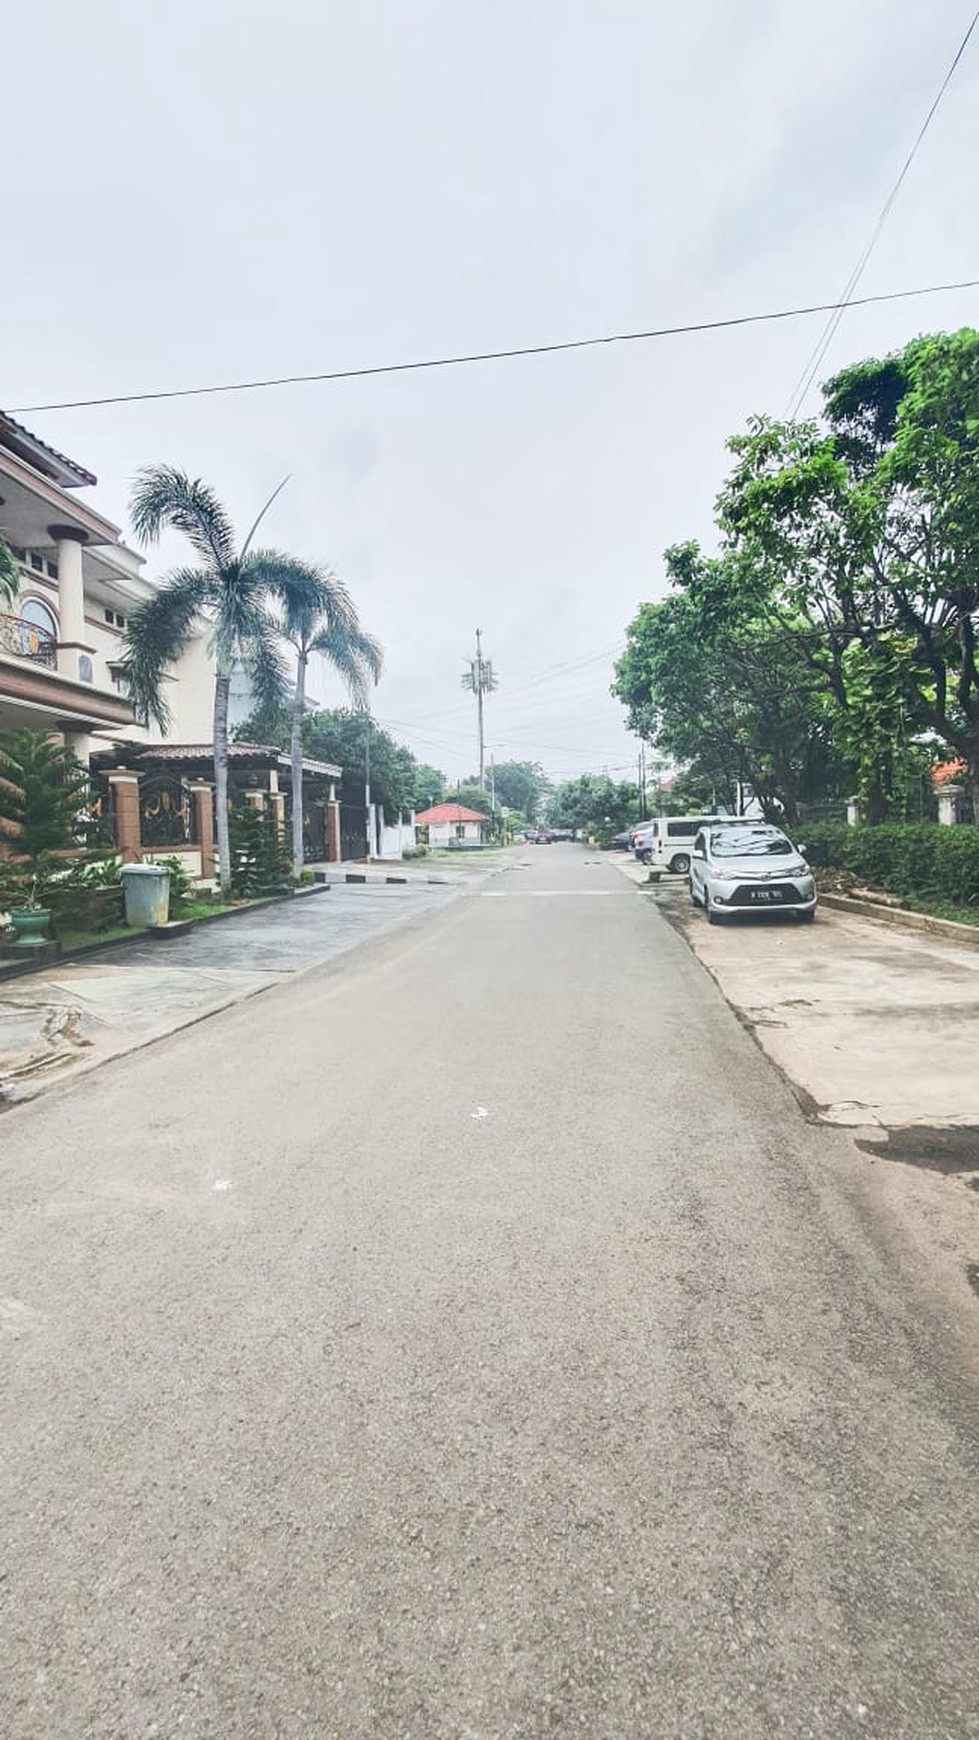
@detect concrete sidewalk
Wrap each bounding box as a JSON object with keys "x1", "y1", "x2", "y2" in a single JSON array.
[
  {"x1": 0, "y1": 880, "x2": 458, "y2": 1105},
  {"x1": 610, "y1": 852, "x2": 979, "y2": 1131}
]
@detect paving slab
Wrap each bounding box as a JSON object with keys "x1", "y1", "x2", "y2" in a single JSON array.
[{"x1": 609, "y1": 852, "x2": 979, "y2": 1130}]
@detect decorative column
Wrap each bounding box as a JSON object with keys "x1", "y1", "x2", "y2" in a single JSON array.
[
  {"x1": 49, "y1": 525, "x2": 95, "y2": 682},
  {"x1": 937, "y1": 784, "x2": 963, "y2": 826},
  {"x1": 188, "y1": 781, "x2": 215, "y2": 878},
  {"x1": 846, "y1": 796, "x2": 861, "y2": 827},
  {"x1": 106, "y1": 768, "x2": 142, "y2": 863},
  {"x1": 269, "y1": 792, "x2": 286, "y2": 837}
]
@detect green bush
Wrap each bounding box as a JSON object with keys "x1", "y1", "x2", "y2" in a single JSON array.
[
  {"x1": 799, "y1": 821, "x2": 979, "y2": 907},
  {"x1": 144, "y1": 855, "x2": 195, "y2": 914}
]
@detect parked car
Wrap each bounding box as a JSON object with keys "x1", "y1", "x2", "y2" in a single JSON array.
[
  {"x1": 689, "y1": 823, "x2": 817, "y2": 923},
  {"x1": 631, "y1": 821, "x2": 657, "y2": 858},
  {"x1": 640, "y1": 813, "x2": 743, "y2": 873},
  {"x1": 606, "y1": 829, "x2": 634, "y2": 851}
]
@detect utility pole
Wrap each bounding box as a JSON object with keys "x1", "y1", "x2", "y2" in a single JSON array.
[
  {"x1": 476, "y1": 627, "x2": 486, "y2": 789},
  {"x1": 462, "y1": 628, "x2": 498, "y2": 790},
  {"x1": 364, "y1": 713, "x2": 372, "y2": 860},
  {"x1": 638, "y1": 744, "x2": 646, "y2": 821}
]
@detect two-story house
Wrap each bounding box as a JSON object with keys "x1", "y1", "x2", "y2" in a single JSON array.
[{"x1": 0, "y1": 411, "x2": 212, "y2": 761}]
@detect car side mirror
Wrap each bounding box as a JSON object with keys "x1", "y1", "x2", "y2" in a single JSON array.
[{"x1": 796, "y1": 843, "x2": 807, "y2": 856}]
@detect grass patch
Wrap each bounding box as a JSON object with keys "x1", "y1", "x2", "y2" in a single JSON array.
[{"x1": 54, "y1": 922, "x2": 150, "y2": 950}]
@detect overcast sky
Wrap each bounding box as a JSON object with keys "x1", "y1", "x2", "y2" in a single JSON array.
[{"x1": 3, "y1": 1, "x2": 977, "y2": 784}]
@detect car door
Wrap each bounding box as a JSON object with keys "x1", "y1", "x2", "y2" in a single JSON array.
[{"x1": 690, "y1": 829, "x2": 707, "y2": 899}]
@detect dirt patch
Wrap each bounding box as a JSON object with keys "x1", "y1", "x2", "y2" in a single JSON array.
[
  {"x1": 855, "y1": 1126, "x2": 979, "y2": 1175},
  {"x1": 966, "y1": 1264, "x2": 979, "y2": 1299}
]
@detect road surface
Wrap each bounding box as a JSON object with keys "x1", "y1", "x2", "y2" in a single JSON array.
[{"x1": 2, "y1": 845, "x2": 977, "y2": 1738}]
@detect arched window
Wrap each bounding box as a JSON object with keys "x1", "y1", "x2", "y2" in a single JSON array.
[{"x1": 20, "y1": 596, "x2": 59, "y2": 639}]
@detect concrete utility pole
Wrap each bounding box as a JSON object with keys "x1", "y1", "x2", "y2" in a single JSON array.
[
  {"x1": 462, "y1": 628, "x2": 498, "y2": 790},
  {"x1": 364, "y1": 714, "x2": 372, "y2": 860}
]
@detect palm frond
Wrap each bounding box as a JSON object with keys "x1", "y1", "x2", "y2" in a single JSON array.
[
  {"x1": 238, "y1": 476, "x2": 291, "y2": 563},
  {"x1": 248, "y1": 549, "x2": 354, "y2": 645},
  {"x1": 130, "y1": 465, "x2": 237, "y2": 571},
  {"x1": 0, "y1": 536, "x2": 19, "y2": 607},
  {"x1": 310, "y1": 623, "x2": 384, "y2": 709},
  {"x1": 240, "y1": 611, "x2": 290, "y2": 722},
  {"x1": 121, "y1": 567, "x2": 210, "y2": 731}
]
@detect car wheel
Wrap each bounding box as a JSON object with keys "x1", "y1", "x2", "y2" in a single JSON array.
[
  {"x1": 671, "y1": 852, "x2": 691, "y2": 875},
  {"x1": 640, "y1": 849, "x2": 652, "y2": 865},
  {"x1": 689, "y1": 878, "x2": 698, "y2": 906}
]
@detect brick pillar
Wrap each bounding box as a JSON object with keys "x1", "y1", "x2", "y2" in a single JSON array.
[
  {"x1": 188, "y1": 781, "x2": 215, "y2": 878},
  {"x1": 269, "y1": 793, "x2": 286, "y2": 837},
  {"x1": 325, "y1": 798, "x2": 341, "y2": 863},
  {"x1": 106, "y1": 769, "x2": 141, "y2": 863},
  {"x1": 245, "y1": 790, "x2": 265, "y2": 811}
]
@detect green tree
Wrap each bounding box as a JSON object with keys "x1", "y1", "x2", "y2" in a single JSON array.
[
  {"x1": 412, "y1": 763, "x2": 447, "y2": 810},
  {"x1": 124, "y1": 466, "x2": 323, "y2": 892},
  {"x1": 614, "y1": 544, "x2": 838, "y2": 822},
  {"x1": 720, "y1": 329, "x2": 979, "y2": 817},
  {"x1": 546, "y1": 773, "x2": 638, "y2": 840},
  {"x1": 489, "y1": 760, "x2": 549, "y2": 818},
  {"x1": 0, "y1": 730, "x2": 93, "y2": 900},
  {"x1": 269, "y1": 563, "x2": 382, "y2": 877}
]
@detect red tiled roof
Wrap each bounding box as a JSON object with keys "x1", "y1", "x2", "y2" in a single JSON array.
[
  {"x1": 932, "y1": 759, "x2": 966, "y2": 788},
  {"x1": 416, "y1": 802, "x2": 489, "y2": 824}
]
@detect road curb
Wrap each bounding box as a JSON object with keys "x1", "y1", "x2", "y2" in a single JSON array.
[{"x1": 818, "y1": 893, "x2": 979, "y2": 950}]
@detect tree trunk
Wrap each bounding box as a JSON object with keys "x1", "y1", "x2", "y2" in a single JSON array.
[
  {"x1": 213, "y1": 672, "x2": 231, "y2": 894},
  {"x1": 291, "y1": 651, "x2": 306, "y2": 879},
  {"x1": 967, "y1": 758, "x2": 979, "y2": 827}
]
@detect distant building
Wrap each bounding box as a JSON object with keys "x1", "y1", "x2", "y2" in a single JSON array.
[{"x1": 415, "y1": 801, "x2": 490, "y2": 849}]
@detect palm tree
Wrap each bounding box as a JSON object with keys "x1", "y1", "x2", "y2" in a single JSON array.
[
  {"x1": 265, "y1": 564, "x2": 382, "y2": 877},
  {"x1": 124, "y1": 465, "x2": 322, "y2": 893}
]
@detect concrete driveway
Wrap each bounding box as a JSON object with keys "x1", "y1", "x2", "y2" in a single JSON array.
[
  {"x1": 0, "y1": 880, "x2": 459, "y2": 1104},
  {"x1": 612, "y1": 855, "x2": 979, "y2": 1133}
]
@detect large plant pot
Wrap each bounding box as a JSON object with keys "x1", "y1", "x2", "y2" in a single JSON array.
[{"x1": 8, "y1": 907, "x2": 52, "y2": 948}]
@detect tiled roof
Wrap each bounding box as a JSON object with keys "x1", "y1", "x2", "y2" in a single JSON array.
[
  {"x1": 0, "y1": 411, "x2": 98, "y2": 488},
  {"x1": 92, "y1": 742, "x2": 340, "y2": 777},
  {"x1": 416, "y1": 802, "x2": 489, "y2": 824}
]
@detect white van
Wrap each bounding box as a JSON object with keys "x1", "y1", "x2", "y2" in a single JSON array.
[{"x1": 640, "y1": 814, "x2": 741, "y2": 874}]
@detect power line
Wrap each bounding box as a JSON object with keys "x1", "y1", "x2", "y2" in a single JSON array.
[
  {"x1": 786, "y1": 8, "x2": 979, "y2": 416},
  {"x1": 10, "y1": 278, "x2": 978, "y2": 416}
]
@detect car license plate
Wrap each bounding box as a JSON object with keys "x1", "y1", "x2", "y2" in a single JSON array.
[{"x1": 749, "y1": 888, "x2": 783, "y2": 903}]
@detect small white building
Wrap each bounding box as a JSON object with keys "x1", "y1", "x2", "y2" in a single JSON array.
[{"x1": 415, "y1": 801, "x2": 490, "y2": 849}]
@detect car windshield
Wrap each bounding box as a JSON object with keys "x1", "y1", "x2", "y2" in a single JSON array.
[{"x1": 710, "y1": 826, "x2": 793, "y2": 857}]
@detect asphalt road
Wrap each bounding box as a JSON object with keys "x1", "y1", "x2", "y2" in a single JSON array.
[{"x1": 2, "y1": 845, "x2": 977, "y2": 1738}]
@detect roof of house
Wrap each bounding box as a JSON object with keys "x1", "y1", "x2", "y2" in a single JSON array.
[
  {"x1": 0, "y1": 411, "x2": 98, "y2": 489},
  {"x1": 92, "y1": 741, "x2": 342, "y2": 779},
  {"x1": 932, "y1": 758, "x2": 966, "y2": 788},
  {"x1": 416, "y1": 802, "x2": 489, "y2": 824}
]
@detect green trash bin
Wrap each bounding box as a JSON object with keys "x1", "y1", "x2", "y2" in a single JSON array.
[{"x1": 120, "y1": 862, "x2": 171, "y2": 928}]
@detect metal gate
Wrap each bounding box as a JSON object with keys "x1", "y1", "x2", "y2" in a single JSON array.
[{"x1": 339, "y1": 802, "x2": 368, "y2": 861}]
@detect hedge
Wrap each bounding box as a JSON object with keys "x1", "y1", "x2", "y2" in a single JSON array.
[{"x1": 797, "y1": 821, "x2": 979, "y2": 908}]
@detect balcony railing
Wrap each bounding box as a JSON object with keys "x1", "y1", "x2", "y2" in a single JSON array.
[{"x1": 0, "y1": 612, "x2": 58, "y2": 668}]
